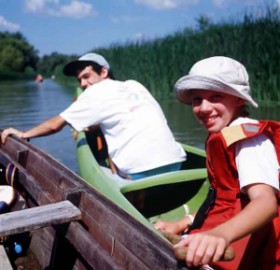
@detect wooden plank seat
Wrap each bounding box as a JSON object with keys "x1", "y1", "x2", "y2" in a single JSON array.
[{"x1": 0, "y1": 200, "x2": 82, "y2": 237}]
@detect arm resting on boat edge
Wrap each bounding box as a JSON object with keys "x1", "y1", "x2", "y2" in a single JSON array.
[{"x1": 1, "y1": 116, "x2": 67, "y2": 144}]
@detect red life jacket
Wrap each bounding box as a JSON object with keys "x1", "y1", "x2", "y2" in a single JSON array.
[{"x1": 190, "y1": 120, "x2": 280, "y2": 270}]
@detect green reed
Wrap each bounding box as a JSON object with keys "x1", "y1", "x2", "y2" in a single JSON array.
[{"x1": 91, "y1": 6, "x2": 280, "y2": 103}]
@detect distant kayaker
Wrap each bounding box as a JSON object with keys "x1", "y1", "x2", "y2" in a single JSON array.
[
  {"x1": 35, "y1": 74, "x2": 44, "y2": 82},
  {"x1": 155, "y1": 56, "x2": 280, "y2": 269},
  {"x1": 1, "y1": 52, "x2": 186, "y2": 180}
]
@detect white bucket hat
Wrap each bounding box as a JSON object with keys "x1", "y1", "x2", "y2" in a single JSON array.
[
  {"x1": 63, "y1": 53, "x2": 110, "y2": 76},
  {"x1": 175, "y1": 56, "x2": 258, "y2": 108}
]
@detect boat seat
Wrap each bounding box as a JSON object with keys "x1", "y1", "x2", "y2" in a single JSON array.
[
  {"x1": 118, "y1": 168, "x2": 207, "y2": 193},
  {"x1": 117, "y1": 168, "x2": 207, "y2": 218},
  {"x1": 99, "y1": 164, "x2": 207, "y2": 195},
  {"x1": 0, "y1": 200, "x2": 82, "y2": 237}
]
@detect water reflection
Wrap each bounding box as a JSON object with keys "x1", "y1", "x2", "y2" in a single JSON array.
[{"x1": 160, "y1": 98, "x2": 207, "y2": 149}]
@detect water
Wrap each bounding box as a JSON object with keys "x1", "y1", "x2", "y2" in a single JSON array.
[
  {"x1": 0, "y1": 79, "x2": 78, "y2": 172},
  {"x1": 0, "y1": 79, "x2": 279, "y2": 174}
]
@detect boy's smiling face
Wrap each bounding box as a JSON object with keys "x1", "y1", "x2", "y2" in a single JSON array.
[
  {"x1": 191, "y1": 89, "x2": 245, "y2": 133},
  {"x1": 76, "y1": 66, "x2": 108, "y2": 90}
]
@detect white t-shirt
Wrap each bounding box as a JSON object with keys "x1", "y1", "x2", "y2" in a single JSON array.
[
  {"x1": 231, "y1": 117, "x2": 279, "y2": 192},
  {"x1": 60, "y1": 79, "x2": 186, "y2": 174}
]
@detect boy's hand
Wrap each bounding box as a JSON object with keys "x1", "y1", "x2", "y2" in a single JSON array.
[{"x1": 1, "y1": 128, "x2": 23, "y2": 144}]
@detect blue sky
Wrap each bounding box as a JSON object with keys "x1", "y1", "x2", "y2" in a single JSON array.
[{"x1": 0, "y1": 0, "x2": 277, "y2": 56}]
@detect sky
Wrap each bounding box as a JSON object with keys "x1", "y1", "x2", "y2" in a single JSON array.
[{"x1": 0, "y1": 0, "x2": 278, "y2": 56}]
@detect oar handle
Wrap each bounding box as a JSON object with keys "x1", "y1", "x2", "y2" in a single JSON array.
[
  {"x1": 161, "y1": 231, "x2": 234, "y2": 261},
  {"x1": 162, "y1": 231, "x2": 181, "y2": 244},
  {"x1": 174, "y1": 246, "x2": 235, "y2": 262}
]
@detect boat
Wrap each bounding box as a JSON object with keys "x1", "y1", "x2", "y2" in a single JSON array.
[
  {"x1": 0, "y1": 129, "x2": 204, "y2": 269},
  {"x1": 35, "y1": 74, "x2": 44, "y2": 83},
  {"x1": 74, "y1": 87, "x2": 208, "y2": 227},
  {"x1": 76, "y1": 129, "x2": 207, "y2": 223}
]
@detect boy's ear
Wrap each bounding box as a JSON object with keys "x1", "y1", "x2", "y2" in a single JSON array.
[
  {"x1": 101, "y1": 67, "x2": 109, "y2": 79},
  {"x1": 237, "y1": 98, "x2": 246, "y2": 106}
]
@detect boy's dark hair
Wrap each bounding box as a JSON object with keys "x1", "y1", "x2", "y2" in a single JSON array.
[{"x1": 91, "y1": 63, "x2": 115, "y2": 79}]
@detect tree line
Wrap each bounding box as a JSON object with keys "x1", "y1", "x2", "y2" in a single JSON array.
[
  {"x1": 0, "y1": 32, "x2": 38, "y2": 80},
  {"x1": 0, "y1": 32, "x2": 74, "y2": 80},
  {"x1": 1, "y1": 5, "x2": 280, "y2": 103}
]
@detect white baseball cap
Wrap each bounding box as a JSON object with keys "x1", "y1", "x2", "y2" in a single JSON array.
[
  {"x1": 63, "y1": 53, "x2": 110, "y2": 76},
  {"x1": 175, "y1": 56, "x2": 258, "y2": 108}
]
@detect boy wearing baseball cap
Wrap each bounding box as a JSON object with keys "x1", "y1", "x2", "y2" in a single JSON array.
[
  {"x1": 2, "y1": 52, "x2": 186, "y2": 180},
  {"x1": 155, "y1": 56, "x2": 280, "y2": 269}
]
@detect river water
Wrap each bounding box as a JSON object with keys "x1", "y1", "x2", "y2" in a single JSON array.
[{"x1": 0, "y1": 79, "x2": 279, "y2": 174}]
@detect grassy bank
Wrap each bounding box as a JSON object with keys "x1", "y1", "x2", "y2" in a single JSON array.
[
  {"x1": 54, "y1": 6, "x2": 280, "y2": 103},
  {"x1": 101, "y1": 6, "x2": 280, "y2": 103}
]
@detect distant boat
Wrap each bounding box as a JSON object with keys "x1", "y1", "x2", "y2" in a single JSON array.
[{"x1": 35, "y1": 74, "x2": 44, "y2": 82}]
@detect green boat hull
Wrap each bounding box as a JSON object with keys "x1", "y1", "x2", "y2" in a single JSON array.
[{"x1": 74, "y1": 89, "x2": 208, "y2": 237}]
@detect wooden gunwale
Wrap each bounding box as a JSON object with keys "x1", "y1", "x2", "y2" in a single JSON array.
[{"x1": 0, "y1": 133, "x2": 188, "y2": 269}]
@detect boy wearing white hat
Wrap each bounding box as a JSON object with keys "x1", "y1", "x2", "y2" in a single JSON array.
[{"x1": 155, "y1": 56, "x2": 280, "y2": 269}]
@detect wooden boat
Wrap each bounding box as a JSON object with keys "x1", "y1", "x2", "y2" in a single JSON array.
[
  {"x1": 0, "y1": 129, "x2": 203, "y2": 269},
  {"x1": 74, "y1": 88, "x2": 208, "y2": 228}
]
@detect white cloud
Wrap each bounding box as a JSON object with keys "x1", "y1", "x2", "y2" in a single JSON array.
[
  {"x1": 0, "y1": 16, "x2": 20, "y2": 31},
  {"x1": 134, "y1": 0, "x2": 199, "y2": 10},
  {"x1": 25, "y1": 0, "x2": 59, "y2": 12},
  {"x1": 24, "y1": 0, "x2": 94, "y2": 19},
  {"x1": 53, "y1": 1, "x2": 93, "y2": 19}
]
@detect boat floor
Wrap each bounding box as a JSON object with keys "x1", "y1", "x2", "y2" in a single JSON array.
[{"x1": 12, "y1": 250, "x2": 41, "y2": 270}]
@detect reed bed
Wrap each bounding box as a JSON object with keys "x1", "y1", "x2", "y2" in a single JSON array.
[{"x1": 91, "y1": 6, "x2": 280, "y2": 103}]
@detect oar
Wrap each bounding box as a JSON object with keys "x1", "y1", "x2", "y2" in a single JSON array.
[
  {"x1": 162, "y1": 231, "x2": 235, "y2": 261},
  {"x1": 174, "y1": 246, "x2": 235, "y2": 262}
]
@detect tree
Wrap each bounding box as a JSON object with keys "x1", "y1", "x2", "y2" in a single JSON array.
[{"x1": 0, "y1": 31, "x2": 39, "y2": 77}]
